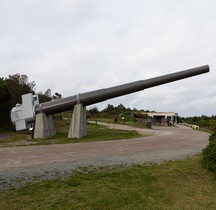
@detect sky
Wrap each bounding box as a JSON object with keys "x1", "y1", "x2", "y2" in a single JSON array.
[{"x1": 0, "y1": 0, "x2": 215, "y2": 117}]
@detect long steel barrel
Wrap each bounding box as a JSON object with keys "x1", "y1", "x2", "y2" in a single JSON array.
[{"x1": 36, "y1": 65, "x2": 209, "y2": 115}]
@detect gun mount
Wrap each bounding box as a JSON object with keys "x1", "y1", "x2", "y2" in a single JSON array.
[{"x1": 11, "y1": 65, "x2": 209, "y2": 138}]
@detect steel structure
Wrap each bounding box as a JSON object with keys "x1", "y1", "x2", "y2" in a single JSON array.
[
  {"x1": 11, "y1": 65, "x2": 209, "y2": 134},
  {"x1": 36, "y1": 65, "x2": 209, "y2": 115}
]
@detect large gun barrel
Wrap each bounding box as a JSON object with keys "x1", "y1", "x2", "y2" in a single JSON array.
[
  {"x1": 11, "y1": 65, "x2": 209, "y2": 132},
  {"x1": 36, "y1": 65, "x2": 209, "y2": 115}
]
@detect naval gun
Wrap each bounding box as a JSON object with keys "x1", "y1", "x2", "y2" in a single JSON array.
[{"x1": 10, "y1": 65, "x2": 209, "y2": 138}]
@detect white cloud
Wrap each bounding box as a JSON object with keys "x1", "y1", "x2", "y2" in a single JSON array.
[{"x1": 0, "y1": 0, "x2": 215, "y2": 117}]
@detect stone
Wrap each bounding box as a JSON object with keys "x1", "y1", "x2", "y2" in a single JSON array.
[
  {"x1": 34, "y1": 113, "x2": 56, "y2": 139},
  {"x1": 68, "y1": 104, "x2": 87, "y2": 139}
]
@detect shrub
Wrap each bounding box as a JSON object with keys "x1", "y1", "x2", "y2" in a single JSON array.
[
  {"x1": 210, "y1": 120, "x2": 216, "y2": 132},
  {"x1": 202, "y1": 132, "x2": 216, "y2": 173}
]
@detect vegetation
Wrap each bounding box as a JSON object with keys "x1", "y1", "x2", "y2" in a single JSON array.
[
  {"x1": 87, "y1": 104, "x2": 152, "y2": 129},
  {"x1": 0, "y1": 155, "x2": 216, "y2": 209},
  {"x1": 202, "y1": 132, "x2": 216, "y2": 175},
  {"x1": 185, "y1": 116, "x2": 216, "y2": 176},
  {"x1": 0, "y1": 74, "x2": 64, "y2": 131},
  {"x1": 0, "y1": 122, "x2": 142, "y2": 147},
  {"x1": 182, "y1": 115, "x2": 216, "y2": 130},
  {"x1": 0, "y1": 74, "x2": 52, "y2": 130},
  {"x1": 0, "y1": 75, "x2": 34, "y2": 130},
  {"x1": 37, "y1": 123, "x2": 142, "y2": 145}
]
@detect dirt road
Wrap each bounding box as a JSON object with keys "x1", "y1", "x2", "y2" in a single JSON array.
[{"x1": 0, "y1": 124, "x2": 209, "y2": 190}]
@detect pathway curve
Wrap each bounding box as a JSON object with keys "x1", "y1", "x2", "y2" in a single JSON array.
[{"x1": 0, "y1": 124, "x2": 209, "y2": 190}]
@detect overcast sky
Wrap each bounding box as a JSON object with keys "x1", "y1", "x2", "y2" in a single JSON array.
[{"x1": 1, "y1": 0, "x2": 215, "y2": 117}]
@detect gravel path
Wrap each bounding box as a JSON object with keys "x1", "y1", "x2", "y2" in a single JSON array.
[{"x1": 0, "y1": 124, "x2": 209, "y2": 190}]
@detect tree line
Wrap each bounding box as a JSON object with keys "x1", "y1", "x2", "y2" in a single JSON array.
[
  {"x1": 87, "y1": 104, "x2": 152, "y2": 122},
  {"x1": 182, "y1": 115, "x2": 216, "y2": 130}
]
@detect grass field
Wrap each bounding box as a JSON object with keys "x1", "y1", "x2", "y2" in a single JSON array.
[
  {"x1": 0, "y1": 155, "x2": 216, "y2": 209},
  {"x1": 1, "y1": 119, "x2": 215, "y2": 209},
  {"x1": 0, "y1": 123, "x2": 143, "y2": 147}
]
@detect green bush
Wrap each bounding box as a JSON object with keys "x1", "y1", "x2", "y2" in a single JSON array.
[{"x1": 202, "y1": 132, "x2": 216, "y2": 173}]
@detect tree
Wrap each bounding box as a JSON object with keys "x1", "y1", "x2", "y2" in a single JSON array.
[
  {"x1": 101, "y1": 104, "x2": 114, "y2": 114},
  {"x1": 88, "y1": 106, "x2": 99, "y2": 116},
  {"x1": 0, "y1": 78, "x2": 10, "y2": 129},
  {"x1": 210, "y1": 120, "x2": 216, "y2": 132},
  {"x1": 116, "y1": 104, "x2": 127, "y2": 112},
  {"x1": 0, "y1": 78, "x2": 10, "y2": 101},
  {"x1": 38, "y1": 89, "x2": 52, "y2": 103},
  {"x1": 0, "y1": 74, "x2": 36, "y2": 129},
  {"x1": 6, "y1": 74, "x2": 36, "y2": 105}
]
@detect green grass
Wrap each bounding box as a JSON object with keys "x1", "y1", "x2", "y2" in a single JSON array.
[
  {"x1": 82, "y1": 123, "x2": 142, "y2": 141},
  {"x1": 0, "y1": 155, "x2": 216, "y2": 209},
  {"x1": 199, "y1": 127, "x2": 214, "y2": 134},
  {"x1": 40, "y1": 123, "x2": 142, "y2": 144},
  {"x1": 0, "y1": 123, "x2": 142, "y2": 147},
  {"x1": 94, "y1": 117, "x2": 148, "y2": 128},
  {"x1": 0, "y1": 132, "x2": 31, "y2": 146}
]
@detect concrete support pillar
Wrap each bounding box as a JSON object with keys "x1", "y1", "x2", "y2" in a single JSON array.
[
  {"x1": 34, "y1": 113, "x2": 56, "y2": 139},
  {"x1": 68, "y1": 104, "x2": 87, "y2": 139}
]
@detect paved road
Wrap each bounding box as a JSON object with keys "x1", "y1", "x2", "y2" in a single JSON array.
[{"x1": 0, "y1": 124, "x2": 210, "y2": 190}]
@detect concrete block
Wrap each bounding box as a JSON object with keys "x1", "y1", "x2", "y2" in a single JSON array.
[
  {"x1": 68, "y1": 104, "x2": 87, "y2": 139},
  {"x1": 34, "y1": 113, "x2": 56, "y2": 139}
]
